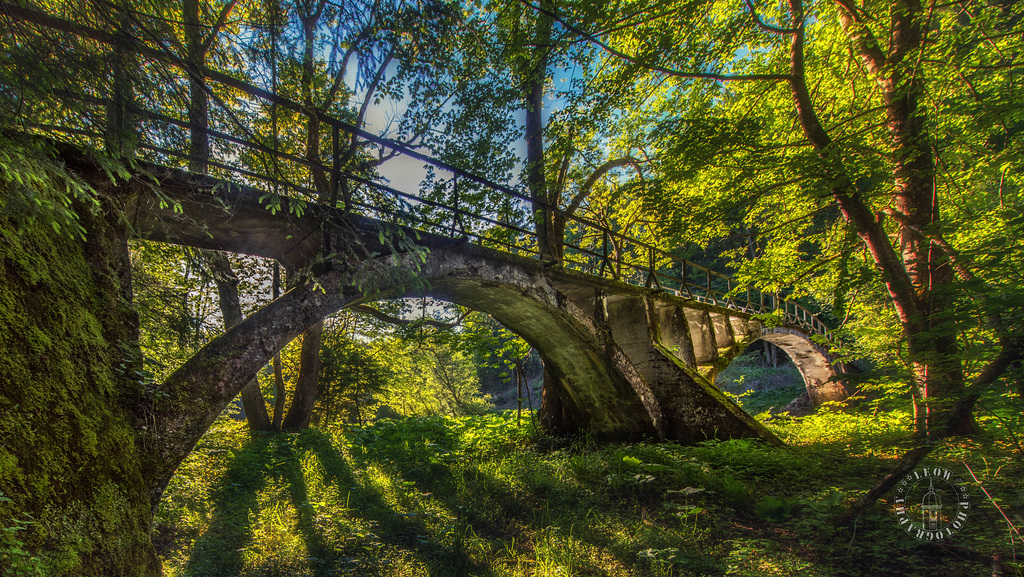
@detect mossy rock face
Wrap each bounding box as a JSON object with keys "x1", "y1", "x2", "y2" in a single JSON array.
[{"x1": 0, "y1": 145, "x2": 159, "y2": 575}]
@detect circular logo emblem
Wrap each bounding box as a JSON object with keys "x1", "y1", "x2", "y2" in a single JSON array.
[{"x1": 894, "y1": 467, "x2": 971, "y2": 541}]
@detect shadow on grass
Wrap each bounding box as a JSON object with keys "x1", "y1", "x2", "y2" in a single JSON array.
[
  {"x1": 180, "y1": 435, "x2": 272, "y2": 576},
  {"x1": 351, "y1": 420, "x2": 722, "y2": 576},
  {"x1": 175, "y1": 427, "x2": 496, "y2": 576},
  {"x1": 303, "y1": 428, "x2": 498, "y2": 576}
]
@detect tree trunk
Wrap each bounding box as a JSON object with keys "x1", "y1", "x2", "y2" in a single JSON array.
[
  {"x1": 205, "y1": 250, "x2": 273, "y2": 432},
  {"x1": 282, "y1": 319, "x2": 324, "y2": 431},
  {"x1": 516, "y1": 359, "x2": 523, "y2": 426},
  {"x1": 786, "y1": 0, "x2": 973, "y2": 436},
  {"x1": 538, "y1": 366, "x2": 566, "y2": 434},
  {"x1": 183, "y1": 0, "x2": 209, "y2": 174},
  {"x1": 523, "y1": 5, "x2": 559, "y2": 264},
  {"x1": 273, "y1": 352, "x2": 286, "y2": 430},
  {"x1": 272, "y1": 261, "x2": 286, "y2": 430},
  {"x1": 278, "y1": 15, "x2": 333, "y2": 432}
]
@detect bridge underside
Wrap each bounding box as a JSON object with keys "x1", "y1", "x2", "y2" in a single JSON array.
[{"x1": 125, "y1": 164, "x2": 845, "y2": 444}]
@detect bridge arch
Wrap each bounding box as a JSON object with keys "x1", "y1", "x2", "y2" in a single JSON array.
[
  {"x1": 756, "y1": 328, "x2": 849, "y2": 407},
  {"x1": 713, "y1": 327, "x2": 849, "y2": 413},
  {"x1": 355, "y1": 243, "x2": 778, "y2": 444},
  {"x1": 126, "y1": 170, "x2": 791, "y2": 449},
  {"x1": 384, "y1": 244, "x2": 664, "y2": 441}
]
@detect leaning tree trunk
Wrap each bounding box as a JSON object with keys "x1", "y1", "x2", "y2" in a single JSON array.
[
  {"x1": 788, "y1": 0, "x2": 973, "y2": 436},
  {"x1": 142, "y1": 267, "x2": 361, "y2": 504}
]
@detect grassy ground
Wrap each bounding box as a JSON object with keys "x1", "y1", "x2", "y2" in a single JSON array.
[{"x1": 155, "y1": 404, "x2": 1024, "y2": 577}]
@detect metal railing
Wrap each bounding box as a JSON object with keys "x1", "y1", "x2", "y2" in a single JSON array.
[{"x1": 0, "y1": 1, "x2": 835, "y2": 343}]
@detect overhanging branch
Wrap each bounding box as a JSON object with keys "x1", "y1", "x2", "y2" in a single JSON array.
[{"x1": 516, "y1": 0, "x2": 793, "y2": 83}]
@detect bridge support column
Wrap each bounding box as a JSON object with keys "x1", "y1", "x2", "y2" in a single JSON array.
[
  {"x1": 683, "y1": 307, "x2": 720, "y2": 382},
  {"x1": 602, "y1": 294, "x2": 779, "y2": 444}
]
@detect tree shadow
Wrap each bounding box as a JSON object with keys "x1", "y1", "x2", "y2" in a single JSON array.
[
  {"x1": 351, "y1": 422, "x2": 679, "y2": 576},
  {"x1": 299, "y1": 427, "x2": 497, "y2": 576},
  {"x1": 179, "y1": 435, "x2": 273, "y2": 576}
]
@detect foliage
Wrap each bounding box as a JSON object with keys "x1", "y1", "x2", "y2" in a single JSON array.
[
  {"x1": 313, "y1": 314, "x2": 396, "y2": 425},
  {"x1": 155, "y1": 406, "x2": 1024, "y2": 576},
  {"x1": 5, "y1": 0, "x2": 1024, "y2": 574},
  {"x1": 583, "y1": 0, "x2": 1024, "y2": 432},
  {"x1": 0, "y1": 492, "x2": 41, "y2": 577},
  {"x1": 0, "y1": 135, "x2": 103, "y2": 241}
]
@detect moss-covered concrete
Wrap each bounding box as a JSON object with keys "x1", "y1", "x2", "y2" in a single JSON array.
[{"x1": 0, "y1": 147, "x2": 159, "y2": 575}]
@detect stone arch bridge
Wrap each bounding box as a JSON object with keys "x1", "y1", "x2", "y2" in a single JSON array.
[
  {"x1": 0, "y1": 1, "x2": 847, "y2": 446},
  {"x1": 129, "y1": 164, "x2": 849, "y2": 446}
]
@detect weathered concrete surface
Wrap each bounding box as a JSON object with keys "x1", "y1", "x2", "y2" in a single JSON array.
[
  {"x1": 601, "y1": 294, "x2": 777, "y2": 443},
  {"x1": 409, "y1": 248, "x2": 664, "y2": 441}
]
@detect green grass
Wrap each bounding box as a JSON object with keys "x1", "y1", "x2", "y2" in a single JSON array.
[{"x1": 155, "y1": 406, "x2": 1024, "y2": 577}]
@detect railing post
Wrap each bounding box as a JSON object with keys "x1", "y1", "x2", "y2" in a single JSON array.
[
  {"x1": 644, "y1": 247, "x2": 662, "y2": 290},
  {"x1": 450, "y1": 175, "x2": 466, "y2": 237},
  {"x1": 330, "y1": 124, "x2": 341, "y2": 208}
]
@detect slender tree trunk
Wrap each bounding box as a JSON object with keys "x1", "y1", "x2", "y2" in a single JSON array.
[
  {"x1": 106, "y1": 12, "x2": 136, "y2": 157},
  {"x1": 282, "y1": 320, "x2": 323, "y2": 430},
  {"x1": 205, "y1": 251, "x2": 273, "y2": 432},
  {"x1": 523, "y1": 4, "x2": 559, "y2": 263},
  {"x1": 272, "y1": 262, "x2": 286, "y2": 430},
  {"x1": 183, "y1": 0, "x2": 209, "y2": 174},
  {"x1": 516, "y1": 359, "x2": 523, "y2": 426},
  {"x1": 183, "y1": 5, "x2": 271, "y2": 433},
  {"x1": 278, "y1": 10, "x2": 333, "y2": 432}
]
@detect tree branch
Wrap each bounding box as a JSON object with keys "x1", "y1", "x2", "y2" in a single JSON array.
[
  {"x1": 785, "y1": 0, "x2": 920, "y2": 325},
  {"x1": 200, "y1": 0, "x2": 239, "y2": 52},
  {"x1": 565, "y1": 156, "x2": 643, "y2": 217},
  {"x1": 839, "y1": 333, "x2": 1024, "y2": 524},
  {"x1": 744, "y1": 0, "x2": 799, "y2": 34},
  {"x1": 323, "y1": 24, "x2": 377, "y2": 112},
  {"x1": 833, "y1": 0, "x2": 887, "y2": 79},
  {"x1": 344, "y1": 50, "x2": 394, "y2": 164},
  {"x1": 350, "y1": 304, "x2": 468, "y2": 329},
  {"x1": 516, "y1": 0, "x2": 793, "y2": 82}
]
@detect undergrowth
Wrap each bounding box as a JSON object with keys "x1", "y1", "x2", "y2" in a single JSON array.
[{"x1": 155, "y1": 403, "x2": 1024, "y2": 577}]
